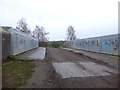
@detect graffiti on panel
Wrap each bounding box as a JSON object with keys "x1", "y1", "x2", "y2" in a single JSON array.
[
  {"x1": 15, "y1": 33, "x2": 18, "y2": 48},
  {"x1": 91, "y1": 41, "x2": 95, "y2": 46},
  {"x1": 67, "y1": 34, "x2": 118, "y2": 55},
  {"x1": 108, "y1": 39, "x2": 113, "y2": 49},
  {"x1": 114, "y1": 39, "x2": 118, "y2": 51},
  {"x1": 20, "y1": 37, "x2": 25, "y2": 45}
]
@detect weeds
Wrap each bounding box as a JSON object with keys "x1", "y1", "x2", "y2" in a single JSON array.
[{"x1": 2, "y1": 58, "x2": 35, "y2": 88}]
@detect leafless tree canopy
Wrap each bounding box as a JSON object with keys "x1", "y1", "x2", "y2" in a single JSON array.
[
  {"x1": 67, "y1": 25, "x2": 76, "y2": 41},
  {"x1": 16, "y1": 18, "x2": 31, "y2": 36},
  {"x1": 33, "y1": 25, "x2": 49, "y2": 42}
]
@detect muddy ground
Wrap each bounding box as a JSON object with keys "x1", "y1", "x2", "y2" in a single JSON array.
[{"x1": 20, "y1": 48, "x2": 119, "y2": 88}]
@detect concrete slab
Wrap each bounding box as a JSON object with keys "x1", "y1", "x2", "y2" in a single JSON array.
[
  {"x1": 52, "y1": 62, "x2": 117, "y2": 78},
  {"x1": 15, "y1": 47, "x2": 46, "y2": 60},
  {"x1": 78, "y1": 62, "x2": 118, "y2": 75},
  {"x1": 28, "y1": 48, "x2": 46, "y2": 60}
]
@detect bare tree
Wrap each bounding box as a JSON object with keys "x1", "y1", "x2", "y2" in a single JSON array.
[
  {"x1": 32, "y1": 30, "x2": 36, "y2": 38},
  {"x1": 16, "y1": 18, "x2": 31, "y2": 35},
  {"x1": 67, "y1": 25, "x2": 76, "y2": 41},
  {"x1": 33, "y1": 25, "x2": 49, "y2": 42}
]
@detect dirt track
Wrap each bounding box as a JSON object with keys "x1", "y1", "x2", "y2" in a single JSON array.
[{"x1": 21, "y1": 48, "x2": 119, "y2": 88}]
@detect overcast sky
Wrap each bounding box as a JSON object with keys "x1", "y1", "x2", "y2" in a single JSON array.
[{"x1": 0, "y1": 0, "x2": 119, "y2": 41}]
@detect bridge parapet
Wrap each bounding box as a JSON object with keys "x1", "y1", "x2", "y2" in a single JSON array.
[
  {"x1": 1, "y1": 26, "x2": 39, "y2": 56},
  {"x1": 64, "y1": 34, "x2": 119, "y2": 56}
]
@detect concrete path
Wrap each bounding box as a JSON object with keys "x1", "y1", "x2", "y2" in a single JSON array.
[
  {"x1": 62, "y1": 48, "x2": 119, "y2": 70},
  {"x1": 15, "y1": 47, "x2": 46, "y2": 60}
]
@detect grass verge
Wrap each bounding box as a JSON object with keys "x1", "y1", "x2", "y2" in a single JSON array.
[{"x1": 2, "y1": 59, "x2": 35, "y2": 88}]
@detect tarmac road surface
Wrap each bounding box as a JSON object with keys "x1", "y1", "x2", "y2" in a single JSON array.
[
  {"x1": 20, "y1": 48, "x2": 119, "y2": 88},
  {"x1": 48, "y1": 48, "x2": 118, "y2": 88}
]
